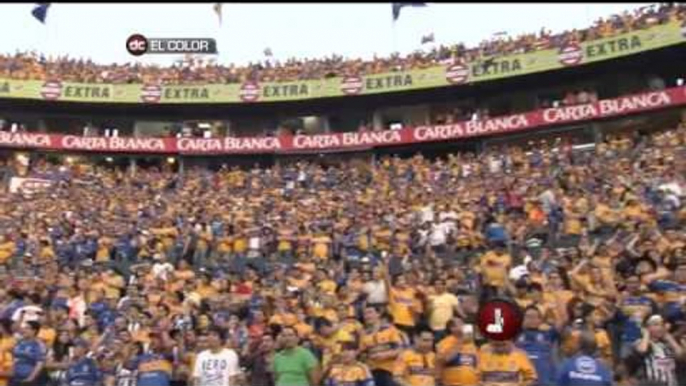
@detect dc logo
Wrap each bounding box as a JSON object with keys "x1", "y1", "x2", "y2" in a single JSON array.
[
  {"x1": 127, "y1": 34, "x2": 148, "y2": 56},
  {"x1": 477, "y1": 299, "x2": 522, "y2": 341}
]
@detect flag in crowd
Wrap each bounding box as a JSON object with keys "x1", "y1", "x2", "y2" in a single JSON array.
[
  {"x1": 421, "y1": 32, "x2": 435, "y2": 44},
  {"x1": 392, "y1": 2, "x2": 427, "y2": 21},
  {"x1": 213, "y1": 3, "x2": 223, "y2": 26},
  {"x1": 31, "y1": 3, "x2": 51, "y2": 24}
]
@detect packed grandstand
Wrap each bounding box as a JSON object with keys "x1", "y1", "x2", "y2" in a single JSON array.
[
  {"x1": 0, "y1": 3, "x2": 682, "y2": 85},
  {"x1": 0, "y1": 3, "x2": 685, "y2": 386}
]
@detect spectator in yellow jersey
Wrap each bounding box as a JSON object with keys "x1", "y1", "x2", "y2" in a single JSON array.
[
  {"x1": 359, "y1": 306, "x2": 407, "y2": 386},
  {"x1": 436, "y1": 318, "x2": 479, "y2": 386},
  {"x1": 322, "y1": 342, "x2": 374, "y2": 386},
  {"x1": 426, "y1": 279, "x2": 461, "y2": 341},
  {"x1": 478, "y1": 340, "x2": 537, "y2": 386},
  {"x1": 0, "y1": 109, "x2": 686, "y2": 386},
  {"x1": 0, "y1": 323, "x2": 11, "y2": 386},
  {"x1": 312, "y1": 317, "x2": 355, "y2": 368},
  {"x1": 477, "y1": 242, "x2": 512, "y2": 299},
  {"x1": 386, "y1": 273, "x2": 421, "y2": 338},
  {"x1": 0, "y1": 237, "x2": 15, "y2": 267},
  {"x1": 393, "y1": 329, "x2": 437, "y2": 386}
]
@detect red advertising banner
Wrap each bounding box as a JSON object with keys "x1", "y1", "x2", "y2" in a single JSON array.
[{"x1": 1, "y1": 86, "x2": 683, "y2": 155}]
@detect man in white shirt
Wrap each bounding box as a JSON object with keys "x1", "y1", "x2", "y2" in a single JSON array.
[
  {"x1": 362, "y1": 267, "x2": 388, "y2": 307},
  {"x1": 192, "y1": 327, "x2": 242, "y2": 386},
  {"x1": 152, "y1": 254, "x2": 174, "y2": 281},
  {"x1": 12, "y1": 293, "x2": 44, "y2": 325},
  {"x1": 429, "y1": 222, "x2": 448, "y2": 247}
]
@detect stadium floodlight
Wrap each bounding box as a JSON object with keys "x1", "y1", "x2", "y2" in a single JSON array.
[
  {"x1": 678, "y1": 78, "x2": 684, "y2": 86},
  {"x1": 167, "y1": 157, "x2": 176, "y2": 164},
  {"x1": 105, "y1": 157, "x2": 114, "y2": 163}
]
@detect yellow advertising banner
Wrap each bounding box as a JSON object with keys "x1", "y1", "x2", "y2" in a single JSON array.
[{"x1": 0, "y1": 21, "x2": 683, "y2": 104}]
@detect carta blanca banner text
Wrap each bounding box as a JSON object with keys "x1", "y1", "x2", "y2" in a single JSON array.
[{"x1": 0, "y1": 86, "x2": 683, "y2": 155}]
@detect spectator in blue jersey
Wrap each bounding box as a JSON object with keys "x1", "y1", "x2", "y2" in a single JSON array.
[
  {"x1": 484, "y1": 217, "x2": 509, "y2": 246},
  {"x1": 613, "y1": 274, "x2": 657, "y2": 359},
  {"x1": 65, "y1": 338, "x2": 102, "y2": 386},
  {"x1": 126, "y1": 332, "x2": 174, "y2": 386},
  {"x1": 516, "y1": 306, "x2": 560, "y2": 386},
  {"x1": 10, "y1": 321, "x2": 47, "y2": 386},
  {"x1": 646, "y1": 263, "x2": 686, "y2": 319},
  {"x1": 557, "y1": 331, "x2": 612, "y2": 386}
]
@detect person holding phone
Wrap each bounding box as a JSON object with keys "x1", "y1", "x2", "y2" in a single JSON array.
[
  {"x1": 626, "y1": 314, "x2": 683, "y2": 386},
  {"x1": 436, "y1": 318, "x2": 478, "y2": 386}
]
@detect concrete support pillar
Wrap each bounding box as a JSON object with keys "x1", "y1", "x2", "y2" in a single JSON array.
[
  {"x1": 591, "y1": 123, "x2": 603, "y2": 143},
  {"x1": 372, "y1": 110, "x2": 384, "y2": 131},
  {"x1": 129, "y1": 158, "x2": 137, "y2": 177},
  {"x1": 322, "y1": 116, "x2": 331, "y2": 134},
  {"x1": 37, "y1": 120, "x2": 48, "y2": 134}
]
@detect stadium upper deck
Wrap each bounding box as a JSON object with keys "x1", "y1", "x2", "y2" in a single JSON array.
[
  {"x1": 0, "y1": 4, "x2": 684, "y2": 105},
  {"x1": 0, "y1": 4, "x2": 685, "y2": 164}
]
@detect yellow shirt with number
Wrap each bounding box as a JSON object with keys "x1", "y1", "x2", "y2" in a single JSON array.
[
  {"x1": 478, "y1": 344, "x2": 537, "y2": 386},
  {"x1": 360, "y1": 324, "x2": 408, "y2": 373},
  {"x1": 393, "y1": 349, "x2": 437, "y2": 386},
  {"x1": 326, "y1": 362, "x2": 374, "y2": 386},
  {"x1": 313, "y1": 329, "x2": 354, "y2": 368},
  {"x1": 436, "y1": 336, "x2": 479, "y2": 386},
  {"x1": 389, "y1": 287, "x2": 419, "y2": 327},
  {"x1": 479, "y1": 252, "x2": 512, "y2": 287}
]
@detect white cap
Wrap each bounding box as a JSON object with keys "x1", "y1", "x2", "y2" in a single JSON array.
[{"x1": 509, "y1": 265, "x2": 529, "y2": 281}]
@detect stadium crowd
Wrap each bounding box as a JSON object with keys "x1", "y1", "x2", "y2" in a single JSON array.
[
  {"x1": 0, "y1": 3, "x2": 683, "y2": 85},
  {"x1": 0, "y1": 122, "x2": 682, "y2": 386}
]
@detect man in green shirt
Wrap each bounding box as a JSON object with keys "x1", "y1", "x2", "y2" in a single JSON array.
[{"x1": 273, "y1": 326, "x2": 321, "y2": 386}]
